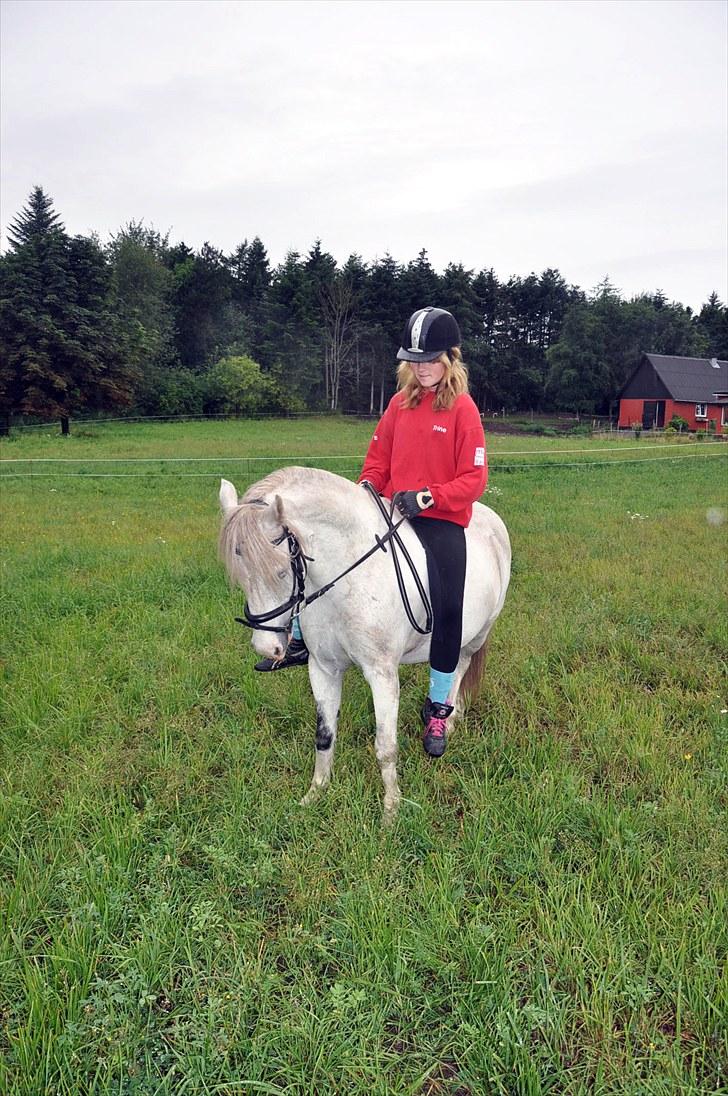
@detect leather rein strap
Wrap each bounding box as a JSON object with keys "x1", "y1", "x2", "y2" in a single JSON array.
[
  {"x1": 236, "y1": 483, "x2": 433, "y2": 636},
  {"x1": 361, "y1": 482, "x2": 433, "y2": 635}
]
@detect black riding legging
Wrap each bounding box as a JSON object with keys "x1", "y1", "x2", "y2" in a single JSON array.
[{"x1": 410, "y1": 516, "x2": 466, "y2": 674}]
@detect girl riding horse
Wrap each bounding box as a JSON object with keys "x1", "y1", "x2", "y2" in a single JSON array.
[{"x1": 256, "y1": 306, "x2": 487, "y2": 759}]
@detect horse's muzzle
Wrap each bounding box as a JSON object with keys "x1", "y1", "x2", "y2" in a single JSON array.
[{"x1": 250, "y1": 632, "x2": 285, "y2": 660}]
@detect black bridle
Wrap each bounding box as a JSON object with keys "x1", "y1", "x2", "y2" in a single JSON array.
[
  {"x1": 235, "y1": 483, "x2": 433, "y2": 636},
  {"x1": 235, "y1": 527, "x2": 311, "y2": 633}
]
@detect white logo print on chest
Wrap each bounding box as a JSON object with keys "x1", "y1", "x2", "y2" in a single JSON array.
[{"x1": 432, "y1": 425, "x2": 447, "y2": 434}]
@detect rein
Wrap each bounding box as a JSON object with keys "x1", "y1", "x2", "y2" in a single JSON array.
[{"x1": 236, "y1": 484, "x2": 433, "y2": 636}]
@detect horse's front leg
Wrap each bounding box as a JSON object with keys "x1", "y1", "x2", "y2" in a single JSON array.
[
  {"x1": 300, "y1": 658, "x2": 343, "y2": 806},
  {"x1": 362, "y1": 665, "x2": 401, "y2": 825}
]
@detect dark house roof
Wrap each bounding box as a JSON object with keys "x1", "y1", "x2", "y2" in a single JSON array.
[{"x1": 619, "y1": 354, "x2": 728, "y2": 403}]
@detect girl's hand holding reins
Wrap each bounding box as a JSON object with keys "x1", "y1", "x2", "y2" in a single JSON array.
[{"x1": 394, "y1": 489, "x2": 434, "y2": 519}]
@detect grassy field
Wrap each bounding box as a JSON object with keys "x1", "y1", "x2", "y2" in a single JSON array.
[{"x1": 1, "y1": 418, "x2": 727, "y2": 1095}]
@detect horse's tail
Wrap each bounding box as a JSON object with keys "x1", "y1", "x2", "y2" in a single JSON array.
[{"x1": 460, "y1": 636, "x2": 489, "y2": 701}]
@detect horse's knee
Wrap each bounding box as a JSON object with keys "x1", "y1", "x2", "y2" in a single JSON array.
[{"x1": 376, "y1": 747, "x2": 397, "y2": 766}]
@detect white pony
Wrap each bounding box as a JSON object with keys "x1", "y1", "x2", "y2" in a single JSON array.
[{"x1": 219, "y1": 467, "x2": 510, "y2": 822}]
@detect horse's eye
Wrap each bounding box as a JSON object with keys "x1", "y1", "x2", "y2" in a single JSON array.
[{"x1": 277, "y1": 569, "x2": 287, "y2": 579}]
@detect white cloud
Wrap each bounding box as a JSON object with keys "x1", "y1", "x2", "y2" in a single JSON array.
[{"x1": 1, "y1": 0, "x2": 726, "y2": 308}]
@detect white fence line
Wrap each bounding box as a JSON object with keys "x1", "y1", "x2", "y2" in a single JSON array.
[
  {"x1": 1, "y1": 451, "x2": 726, "y2": 478},
  {"x1": 1, "y1": 441, "x2": 725, "y2": 465},
  {"x1": 0, "y1": 453, "x2": 366, "y2": 464}
]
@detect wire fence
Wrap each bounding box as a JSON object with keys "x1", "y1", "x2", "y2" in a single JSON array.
[
  {"x1": 0, "y1": 441, "x2": 723, "y2": 463},
  {"x1": 3, "y1": 410, "x2": 363, "y2": 431},
  {"x1": 9, "y1": 407, "x2": 723, "y2": 434},
  {"x1": 1, "y1": 446, "x2": 726, "y2": 479}
]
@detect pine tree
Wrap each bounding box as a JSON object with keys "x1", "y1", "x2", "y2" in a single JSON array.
[
  {"x1": 265, "y1": 251, "x2": 323, "y2": 404},
  {"x1": 364, "y1": 254, "x2": 405, "y2": 413},
  {"x1": 226, "y1": 237, "x2": 272, "y2": 366},
  {"x1": 171, "y1": 243, "x2": 237, "y2": 369},
  {"x1": 468, "y1": 268, "x2": 500, "y2": 410},
  {"x1": 401, "y1": 249, "x2": 441, "y2": 315},
  {"x1": 107, "y1": 222, "x2": 178, "y2": 376},
  {"x1": 5, "y1": 184, "x2": 64, "y2": 249},
  {"x1": 337, "y1": 254, "x2": 370, "y2": 410},
  {"x1": 696, "y1": 292, "x2": 728, "y2": 359},
  {"x1": 440, "y1": 263, "x2": 480, "y2": 339},
  {"x1": 545, "y1": 304, "x2": 611, "y2": 413},
  {"x1": 0, "y1": 187, "x2": 136, "y2": 424},
  {"x1": 240, "y1": 237, "x2": 271, "y2": 302}
]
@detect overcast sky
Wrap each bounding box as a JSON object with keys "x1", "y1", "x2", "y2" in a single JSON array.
[{"x1": 1, "y1": 0, "x2": 726, "y2": 310}]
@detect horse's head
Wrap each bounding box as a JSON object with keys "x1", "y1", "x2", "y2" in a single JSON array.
[{"x1": 218, "y1": 477, "x2": 303, "y2": 660}]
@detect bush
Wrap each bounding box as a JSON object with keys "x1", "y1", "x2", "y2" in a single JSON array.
[
  {"x1": 519, "y1": 423, "x2": 561, "y2": 436},
  {"x1": 202, "y1": 355, "x2": 303, "y2": 417},
  {"x1": 632, "y1": 421, "x2": 642, "y2": 438},
  {"x1": 133, "y1": 366, "x2": 207, "y2": 416},
  {"x1": 129, "y1": 356, "x2": 307, "y2": 419},
  {"x1": 668, "y1": 414, "x2": 689, "y2": 433},
  {"x1": 566, "y1": 423, "x2": 593, "y2": 436}
]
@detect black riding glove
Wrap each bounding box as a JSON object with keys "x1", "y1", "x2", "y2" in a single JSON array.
[{"x1": 394, "y1": 489, "x2": 435, "y2": 519}]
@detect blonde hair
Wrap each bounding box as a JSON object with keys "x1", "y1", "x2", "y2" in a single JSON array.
[{"x1": 396, "y1": 346, "x2": 469, "y2": 410}]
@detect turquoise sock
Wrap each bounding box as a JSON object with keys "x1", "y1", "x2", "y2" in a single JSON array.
[
  {"x1": 290, "y1": 616, "x2": 303, "y2": 641},
  {"x1": 429, "y1": 668, "x2": 455, "y2": 705}
]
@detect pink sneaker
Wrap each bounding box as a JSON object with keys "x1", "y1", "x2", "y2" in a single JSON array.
[{"x1": 421, "y1": 698, "x2": 454, "y2": 757}]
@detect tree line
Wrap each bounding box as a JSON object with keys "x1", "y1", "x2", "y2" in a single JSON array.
[{"x1": 1, "y1": 185, "x2": 726, "y2": 427}]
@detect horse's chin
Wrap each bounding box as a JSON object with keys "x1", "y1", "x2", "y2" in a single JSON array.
[{"x1": 251, "y1": 633, "x2": 286, "y2": 660}]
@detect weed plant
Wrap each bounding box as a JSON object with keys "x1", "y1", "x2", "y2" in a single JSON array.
[{"x1": 1, "y1": 420, "x2": 727, "y2": 1094}]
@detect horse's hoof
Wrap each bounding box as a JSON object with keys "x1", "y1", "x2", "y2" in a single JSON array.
[{"x1": 300, "y1": 784, "x2": 326, "y2": 807}]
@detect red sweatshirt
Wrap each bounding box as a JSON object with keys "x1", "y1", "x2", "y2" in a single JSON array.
[{"x1": 359, "y1": 389, "x2": 487, "y2": 527}]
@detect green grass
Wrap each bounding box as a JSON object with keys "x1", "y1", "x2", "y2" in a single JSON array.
[{"x1": 1, "y1": 418, "x2": 727, "y2": 1094}]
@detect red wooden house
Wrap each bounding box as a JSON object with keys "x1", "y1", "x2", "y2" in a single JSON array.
[{"x1": 618, "y1": 353, "x2": 728, "y2": 434}]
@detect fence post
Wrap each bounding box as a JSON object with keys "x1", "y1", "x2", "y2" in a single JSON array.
[{"x1": 61, "y1": 416, "x2": 70, "y2": 436}]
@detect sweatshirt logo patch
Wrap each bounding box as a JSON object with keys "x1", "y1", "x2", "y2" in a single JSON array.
[
  {"x1": 474, "y1": 447, "x2": 485, "y2": 466},
  {"x1": 432, "y1": 425, "x2": 447, "y2": 434}
]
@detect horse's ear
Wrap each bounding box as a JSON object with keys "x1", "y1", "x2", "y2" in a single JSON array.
[
  {"x1": 273, "y1": 494, "x2": 285, "y2": 524},
  {"x1": 219, "y1": 479, "x2": 238, "y2": 514}
]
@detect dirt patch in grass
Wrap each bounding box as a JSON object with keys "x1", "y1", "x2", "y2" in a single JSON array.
[{"x1": 419, "y1": 1059, "x2": 471, "y2": 1096}]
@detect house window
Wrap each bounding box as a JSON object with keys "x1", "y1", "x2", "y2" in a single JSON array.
[{"x1": 695, "y1": 403, "x2": 707, "y2": 419}]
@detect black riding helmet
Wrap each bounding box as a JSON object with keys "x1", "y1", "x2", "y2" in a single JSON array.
[{"x1": 396, "y1": 307, "x2": 461, "y2": 363}]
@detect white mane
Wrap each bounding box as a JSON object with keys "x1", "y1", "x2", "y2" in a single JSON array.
[{"x1": 218, "y1": 466, "x2": 359, "y2": 587}]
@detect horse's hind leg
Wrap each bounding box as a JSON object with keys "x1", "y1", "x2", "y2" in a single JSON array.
[
  {"x1": 450, "y1": 633, "x2": 491, "y2": 720},
  {"x1": 448, "y1": 651, "x2": 472, "y2": 722},
  {"x1": 300, "y1": 659, "x2": 343, "y2": 806},
  {"x1": 362, "y1": 665, "x2": 401, "y2": 825}
]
